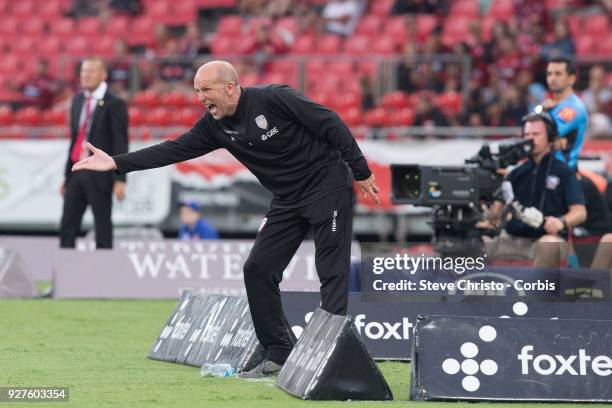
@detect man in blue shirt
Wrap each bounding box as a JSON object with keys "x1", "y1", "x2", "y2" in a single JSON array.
[
  {"x1": 542, "y1": 56, "x2": 589, "y2": 170},
  {"x1": 178, "y1": 201, "x2": 218, "y2": 240}
]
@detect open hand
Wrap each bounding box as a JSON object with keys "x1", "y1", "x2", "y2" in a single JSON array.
[
  {"x1": 356, "y1": 174, "x2": 380, "y2": 205},
  {"x1": 72, "y1": 143, "x2": 117, "y2": 172}
]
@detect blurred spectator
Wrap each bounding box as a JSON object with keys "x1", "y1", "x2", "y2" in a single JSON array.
[
  {"x1": 109, "y1": 0, "x2": 142, "y2": 15},
  {"x1": 581, "y1": 64, "x2": 612, "y2": 138},
  {"x1": 66, "y1": 0, "x2": 102, "y2": 17},
  {"x1": 540, "y1": 19, "x2": 575, "y2": 59},
  {"x1": 21, "y1": 59, "x2": 61, "y2": 110},
  {"x1": 266, "y1": 0, "x2": 294, "y2": 18},
  {"x1": 178, "y1": 201, "x2": 219, "y2": 241},
  {"x1": 396, "y1": 42, "x2": 418, "y2": 92},
  {"x1": 322, "y1": 0, "x2": 366, "y2": 37},
  {"x1": 360, "y1": 75, "x2": 375, "y2": 111},
  {"x1": 500, "y1": 84, "x2": 527, "y2": 126},
  {"x1": 391, "y1": 0, "x2": 447, "y2": 15},
  {"x1": 178, "y1": 22, "x2": 210, "y2": 57},
  {"x1": 414, "y1": 94, "x2": 448, "y2": 127},
  {"x1": 108, "y1": 39, "x2": 131, "y2": 99},
  {"x1": 516, "y1": 69, "x2": 546, "y2": 112},
  {"x1": 147, "y1": 24, "x2": 174, "y2": 58}
]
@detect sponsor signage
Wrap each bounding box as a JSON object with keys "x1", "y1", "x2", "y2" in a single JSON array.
[
  {"x1": 276, "y1": 307, "x2": 393, "y2": 401},
  {"x1": 411, "y1": 315, "x2": 612, "y2": 402},
  {"x1": 282, "y1": 292, "x2": 612, "y2": 360},
  {"x1": 0, "y1": 141, "x2": 170, "y2": 226},
  {"x1": 53, "y1": 240, "x2": 359, "y2": 298},
  {"x1": 149, "y1": 291, "x2": 295, "y2": 372}
]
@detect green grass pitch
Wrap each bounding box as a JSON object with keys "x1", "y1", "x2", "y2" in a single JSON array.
[{"x1": 0, "y1": 299, "x2": 599, "y2": 407}]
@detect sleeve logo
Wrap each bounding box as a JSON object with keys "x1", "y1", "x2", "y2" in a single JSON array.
[{"x1": 557, "y1": 107, "x2": 576, "y2": 122}]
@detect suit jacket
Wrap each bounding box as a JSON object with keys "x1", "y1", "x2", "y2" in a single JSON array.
[{"x1": 64, "y1": 88, "x2": 128, "y2": 191}]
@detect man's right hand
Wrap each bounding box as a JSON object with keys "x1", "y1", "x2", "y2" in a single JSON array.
[{"x1": 72, "y1": 143, "x2": 117, "y2": 172}]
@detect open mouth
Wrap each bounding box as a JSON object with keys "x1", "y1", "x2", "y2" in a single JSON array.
[{"x1": 207, "y1": 104, "x2": 217, "y2": 115}]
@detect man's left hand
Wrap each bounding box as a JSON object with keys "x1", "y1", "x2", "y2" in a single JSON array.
[
  {"x1": 114, "y1": 181, "x2": 126, "y2": 201},
  {"x1": 357, "y1": 174, "x2": 380, "y2": 205},
  {"x1": 543, "y1": 216, "x2": 564, "y2": 235}
]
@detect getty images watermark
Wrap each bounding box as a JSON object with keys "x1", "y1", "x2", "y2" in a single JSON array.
[{"x1": 360, "y1": 244, "x2": 557, "y2": 296}]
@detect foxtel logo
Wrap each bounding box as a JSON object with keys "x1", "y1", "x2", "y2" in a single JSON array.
[
  {"x1": 354, "y1": 314, "x2": 413, "y2": 340},
  {"x1": 517, "y1": 346, "x2": 612, "y2": 376}
]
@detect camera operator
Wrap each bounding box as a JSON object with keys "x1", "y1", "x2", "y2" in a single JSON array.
[{"x1": 481, "y1": 112, "x2": 586, "y2": 268}]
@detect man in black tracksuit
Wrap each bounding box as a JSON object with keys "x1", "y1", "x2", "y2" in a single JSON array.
[{"x1": 72, "y1": 61, "x2": 379, "y2": 377}]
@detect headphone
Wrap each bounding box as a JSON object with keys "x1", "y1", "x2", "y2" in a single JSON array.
[{"x1": 521, "y1": 109, "x2": 558, "y2": 143}]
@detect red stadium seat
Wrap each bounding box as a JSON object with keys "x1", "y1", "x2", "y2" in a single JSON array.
[
  {"x1": 391, "y1": 108, "x2": 414, "y2": 126},
  {"x1": 583, "y1": 14, "x2": 609, "y2": 36},
  {"x1": 41, "y1": 109, "x2": 67, "y2": 126},
  {"x1": 0, "y1": 105, "x2": 13, "y2": 126},
  {"x1": 442, "y1": 17, "x2": 473, "y2": 45},
  {"x1": 132, "y1": 90, "x2": 159, "y2": 108},
  {"x1": 128, "y1": 106, "x2": 145, "y2": 126},
  {"x1": 310, "y1": 91, "x2": 331, "y2": 106},
  {"x1": 105, "y1": 17, "x2": 129, "y2": 38},
  {"x1": 316, "y1": 34, "x2": 342, "y2": 54},
  {"x1": 11, "y1": 37, "x2": 38, "y2": 56},
  {"x1": 487, "y1": 0, "x2": 514, "y2": 20},
  {"x1": 0, "y1": 55, "x2": 20, "y2": 74},
  {"x1": 78, "y1": 17, "x2": 102, "y2": 37},
  {"x1": 268, "y1": 60, "x2": 298, "y2": 76},
  {"x1": 11, "y1": 0, "x2": 34, "y2": 18},
  {"x1": 276, "y1": 16, "x2": 298, "y2": 35},
  {"x1": 567, "y1": 14, "x2": 582, "y2": 36},
  {"x1": 161, "y1": 91, "x2": 188, "y2": 108},
  {"x1": 15, "y1": 107, "x2": 42, "y2": 126},
  {"x1": 450, "y1": 0, "x2": 479, "y2": 18},
  {"x1": 128, "y1": 17, "x2": 154, "y2": 46},
  {"x1": 37, "y1": 37, "x2": 63, "y2": 57},
  {"x1": 415, "y1": 14, "x2": 438, "y2": 42},
  {"x1": 260, "y1": 72, "x2": 288, "y2": 85},
  {"x1": 238, "y1": 72, "x2": 259, "y2": 87},
  {"x1": 364, "y1": 107, "x2": 390, "y2": 127},
  {"x1": 178, "y1": 107, "x2": 201, "y2": 126},
  {"x1": 148, "y1": 107, "x2": 172, "y2": 126},
  {"x1": 38, "y1": 0, "x2": 62, "y2": 20},
  {"x1": 372, "y1": 36, "x2": 396, "y2": 55},
  {"x1": 595, "y1": 34, "x2": 612, "y2": 56},
  {"x1": 369, "y1": 0, "x2": 393, "y2": 16},
  {"x1": 210, "y1": 36, "x2": 234, "y2": 55},
  {"x1": 381, "y1": 91, "x2": 410, "y2": 109},
  {"x1": 291, "y1": 34, "x2": 316, "y2": 54},
  {"x1": 21, "y1": 18, "x2": 45, "y2": 36},
  {"x1": 328, "y1": 61, "x2": 354, "y2": 77},
  {"x1": 356, "y1": 14, "x2": 383, "y2": 36},
  {"x1": 50, "y1": 18, "x2": 76, "y2": 39},
  {"x1": 65, "y1": 37, "x2": 89, "y2": 56},
  {"x1": 216, "y1": 15, "x2": 242, "y2": 36},
  {"x1": 0, "y1": 17, "x2": 19, "y2": 36},
  {"x1": 575, "y1": 34, "x2": 593, "y2": 56},
  {"x1": 333, "y1": 92, "x2": 361, "y2": 110},
  {"x1": 344, "y1": 35, "x2": 369, "y2": 55},
  {"x1": 169, "y1": 1, "x2": 197, "y2": 25},
  {"x1": 356, "y1": 61, "x2": 378, "y2": 78},
  {"x1": 147, "y1": 1, "x2": 172, "y2": 21},
  {"x1": 305, "y1": 60, "x2": 326, "y2": 77},
  {"x1": 93, "y1": 36, "x2": 116, "y2": 57},
  {"x1": 338, "y1": 106, "x2": 362, "y2": 127},
  {"x1": 384, "y1": 16, "x2": 408, "y2": 44}
]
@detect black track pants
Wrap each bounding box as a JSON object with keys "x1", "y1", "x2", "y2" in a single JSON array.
[{"x1": 243, "y1": 189, "x2": 354, "y2": 364}]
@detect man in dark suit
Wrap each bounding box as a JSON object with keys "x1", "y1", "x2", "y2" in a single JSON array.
[{"x1": 59, "y1": 57, "x2": 128, "y2": 249}]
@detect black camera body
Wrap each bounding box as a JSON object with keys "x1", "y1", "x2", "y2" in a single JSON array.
[
  {"x1": 390, "y1": 139, "x2": 534, "y2": 256},
  {"x1": 391, "y1": 139, "x2": 533, "y2": 207}
]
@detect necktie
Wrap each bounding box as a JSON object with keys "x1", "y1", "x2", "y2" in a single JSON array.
[{"x1": 70, "y1": 95, "x2": 92, "y2": 163}]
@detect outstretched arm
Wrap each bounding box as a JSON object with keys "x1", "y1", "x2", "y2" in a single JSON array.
[{"x1": 72, "y1": 143, "x2": 117, "y2": 172}]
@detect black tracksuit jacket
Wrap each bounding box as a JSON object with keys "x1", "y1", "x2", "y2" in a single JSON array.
[{"x1": 113, "y1": 85, "x2": 371, "y2": 207}]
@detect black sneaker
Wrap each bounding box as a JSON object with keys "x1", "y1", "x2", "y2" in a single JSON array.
[{"x1": 238, "y1": 359, "x2": 283, "y2": 379}]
